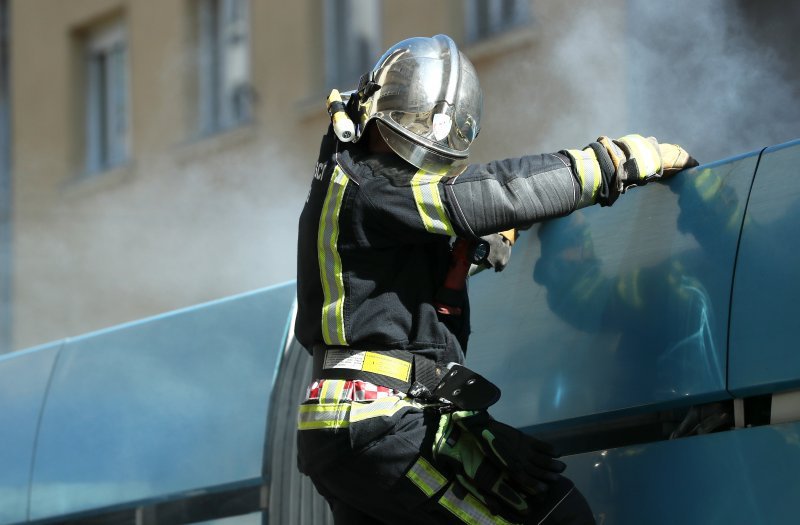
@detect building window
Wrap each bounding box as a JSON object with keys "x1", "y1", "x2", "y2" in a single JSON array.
[
  {"x1": 465, "y1": 0, "x2": 530, "y2": 44},
  {"x1": 196, "y1": 0, "x2": 252, "y2": 136},
  {"x1": 324, "y1": 0, "x2": 381, "y2": 89},
  {"x1": 84, "y1": 20, "x2": 129, "y2": 175}
]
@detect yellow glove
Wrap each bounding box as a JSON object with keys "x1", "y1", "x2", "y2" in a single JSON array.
[
  {"x1": 599, "y1": 134, "x2": 699, "y2": 185},
  {"x1": 657, "y1": 141, "x2": 699, "y2": 176},
  {"x1": 564, "y1": 134, "x2": 698, "y2": 209}
]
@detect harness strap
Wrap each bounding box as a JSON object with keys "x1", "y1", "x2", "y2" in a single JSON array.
[{"x1": 312, "y1": 345, "x2": 444, "y2": 396}]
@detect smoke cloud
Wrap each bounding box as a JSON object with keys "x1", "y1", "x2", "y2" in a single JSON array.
[
  {"x1": 626, "y1": 0, "x2": 800, "y2": 161},
  {"x1": 476, "y1": 0, "x2": 798, "y2": 164}
]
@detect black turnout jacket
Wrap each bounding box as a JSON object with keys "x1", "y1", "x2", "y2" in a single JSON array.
[{"x1": 296, "y1": 128, "x2": 583, "y2": 376}]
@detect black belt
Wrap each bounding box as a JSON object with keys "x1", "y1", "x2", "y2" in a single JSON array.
[{"x1": 311, "y1": 345, "x2": 501, "y2": 410}]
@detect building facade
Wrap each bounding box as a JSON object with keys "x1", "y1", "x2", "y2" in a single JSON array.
[
  {"x1": 4, "y1": 0, "x2": 632, "y2": 351},
  {"x1": 8, "y1": 0, "x2": 798, "y2": 352}
]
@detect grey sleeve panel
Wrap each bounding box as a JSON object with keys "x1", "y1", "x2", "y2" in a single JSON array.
[{"x1": 444, "y1": 153, "x2": 580, "y2": 237}]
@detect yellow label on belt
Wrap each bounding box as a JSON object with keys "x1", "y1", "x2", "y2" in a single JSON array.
[{"x1": 363, "y1": 352, "x2": 412, "y2": 382}]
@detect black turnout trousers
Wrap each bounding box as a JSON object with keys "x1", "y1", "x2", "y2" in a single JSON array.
[{"x1": 297, "y1": 387, "x2": 595, "y2": 525}]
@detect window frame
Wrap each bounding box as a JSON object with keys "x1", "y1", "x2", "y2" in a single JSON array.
[
  {"x1": 465, "y1": 0, "x2": 530, "y2": 44},
  {"x1": 323, "y1": 0, "x2": 382, "y2": 90},
  {"x1": 83, "y1": 19, "x2": 130, "y2": 176},
  {"x1": 196, "y1": 0, "x2": 253, "y2": 137}
]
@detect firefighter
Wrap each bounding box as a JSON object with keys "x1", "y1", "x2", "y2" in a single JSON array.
[{"x1": 295, "y1": 34, "x2": 697, "y2": 524}]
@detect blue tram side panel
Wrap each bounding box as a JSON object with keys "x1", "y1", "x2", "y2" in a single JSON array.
[
  {"x1": 1, "y1": 139, "x2": 799, "y2": 524},
  {"x1": 0, "y1": 283, "x2": 296, "y2": 524},
  {"x1": 466, "y1": 138, "x2": 800, "y2": 524}
]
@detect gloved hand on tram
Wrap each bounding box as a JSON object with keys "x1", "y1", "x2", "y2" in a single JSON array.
[
  {"x1": 597, "y1": 134, "x2": 699, "y2": 187},
  {"x1": 434, "y1": 417, "x2": 531, "y2": 517},
  {"x1": 655, "y1": 140, "x2": 699, "y2": 176},
  {"x1": 433, "y1": 410, "x2": 566, "y2": 518},
  {"x1": 452, "y1": 410, "x2": 566, "y2": 490},
  {"x1": 565, "y1": 134, "x2": 698, "y2": 208}
]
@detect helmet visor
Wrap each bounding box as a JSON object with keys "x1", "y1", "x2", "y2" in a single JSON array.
[
  {"x1": 368, "y1": 55, "x2": 482, "y2": 156},
  {"x1": 375, "y1": 120, "x2": 466, "y2": 174}
]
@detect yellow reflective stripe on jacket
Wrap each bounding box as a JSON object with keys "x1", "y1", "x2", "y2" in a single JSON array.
[
  {"x1": 349, "y1": 395, "x2": 422, "y2": 423},
  {"x1": 406, "y1": 456, "x2": 448, "y2": 497},
  {"x1": 439, "y1": 484, "x2": 514, "y2": 525},
  {"x1": 566, "y1": 148, "x2": 602, "y2": 209},
  {"x1": 298, "y1": 394, "x2": 422, "y2": 431},
  {"x1": 411, "y1": 171, "x2": 455, "y2": 236},
  {"x1": 297, "y1": 402, "x2": 350, "y2": 430},
  {"x1": 318, "y1": 166, "x2": 350, "y2": 346}
]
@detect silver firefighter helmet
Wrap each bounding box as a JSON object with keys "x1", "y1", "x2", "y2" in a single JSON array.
[{"x1": 355, "y1": 34, "x2": 483, "y2": 173}]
